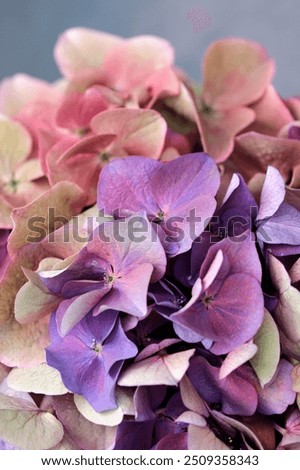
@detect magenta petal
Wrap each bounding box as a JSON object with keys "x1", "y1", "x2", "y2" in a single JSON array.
[
  {"x1": 188, "y1": 357, "x2": 258, "y2": 416},
  {"x1": 96, "y1": 264, "x2": 154, "y2": 318}
]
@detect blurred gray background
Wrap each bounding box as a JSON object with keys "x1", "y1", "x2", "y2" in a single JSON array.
[{"x1": 0, "y1": 0, "x2": 299, "y2": 96}]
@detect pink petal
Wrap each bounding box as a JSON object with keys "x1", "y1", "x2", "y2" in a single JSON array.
[
  {"x1": 54, "y1": 27, "x2": 122, "y2": 78},
  {"x1": 47, "y1": 135, "x2": 115, "y2": 205},
  {"x1": 201, "y1": 38, "x2": 274, "y2": 111},
  {"x1": 249, "y1": 85, "x2": 293, "y2": 136},
  {"x1": 102, "y1": 35, "x2": 174, "y2": 91},
  {"x1": 231, "y1": 132, "x2": 300, "y2": 182},
  {"x1": 145, "y1": 67, "x2": 180, "y2": 108},
  {"x1": 199, "y1": 106, "x2": 255, "y2": 162},
  {"x1": 56, "y1": 87, "x2": 110, "y2": 131},
  {"x1": 0, "y1": 74, "x2": 61, "y2": 117},
  {"x1": 91, "y1": 108, "x2": 167, "y2": 159}
]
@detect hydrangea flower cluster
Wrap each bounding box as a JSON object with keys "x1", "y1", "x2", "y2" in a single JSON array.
[{"x1": 0, "y1": 28, "x2": 300, "y2": 450}]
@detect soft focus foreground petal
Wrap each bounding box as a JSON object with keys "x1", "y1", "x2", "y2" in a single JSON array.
[
  {"x1": 201, "y1": 38, "x2": 274, "y2": 110},
  {"x1": 0, "y1": 74, "x2": 60, "y2": 117},
  {"x1": 91, "y1": 108, "x2": 167, "y2": 158},
  {"x1": 0, "y1": 197, "x2": 13, "y2": 229},
  {"x1": 14, "y1": 158, "x2": 44, "y2": 182},
  {"x1": 52, "y1": 394, "x2": 117, "y2": 450},
  {"x1": 54, "y1": 27, "x2": 122, "y2": 78}
]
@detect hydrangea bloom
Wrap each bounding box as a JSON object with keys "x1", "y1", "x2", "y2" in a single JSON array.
[{"x1": 0, "y1": 27, "x2": 299, "y2": 451}]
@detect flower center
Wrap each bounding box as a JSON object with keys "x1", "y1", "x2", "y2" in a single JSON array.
[
  {"x1": 91, "y1": 339, "x2": 103, "y2": 354},
  {"x1": 200, "y1": 100, "x2": 214, "y2": 116},
  {"x1": 75, "y1": 127, "x2": 88, "y2": 137},
  {"x1": 153, "y1": 209, "x2": 164, "y2": 223},
  {"x1": 99, "y1": 151, "x2": 112, "y2": 163},
  {"x1": 104, "y1": 272, "x2": 116, "y2": 285},
  {"x1": 5, "y1": 178, "x2": 20, "y2": 194},
  {"x1": 201, "y1": 294, "x2": 214, "y2": 309}
]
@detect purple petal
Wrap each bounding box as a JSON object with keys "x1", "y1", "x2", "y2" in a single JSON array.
[
  {"x1": 257, "y1": 359, "x2": 296, "y2": 415},
  {"x1": 97, "y1": 156, "x2": 161, "y2": 216},
  {"x1": 56, "y1": 288, "x2": 111, "y2": 336},
  {"x1": 257, "y1": 202, "x2": 300, "y2": 246},
  {"x1": 188, "y1": 357, "x2": 258, "y2": 416},
  {"x1": 257, "y1": 167, "x2": 286, "y2": 221}
]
